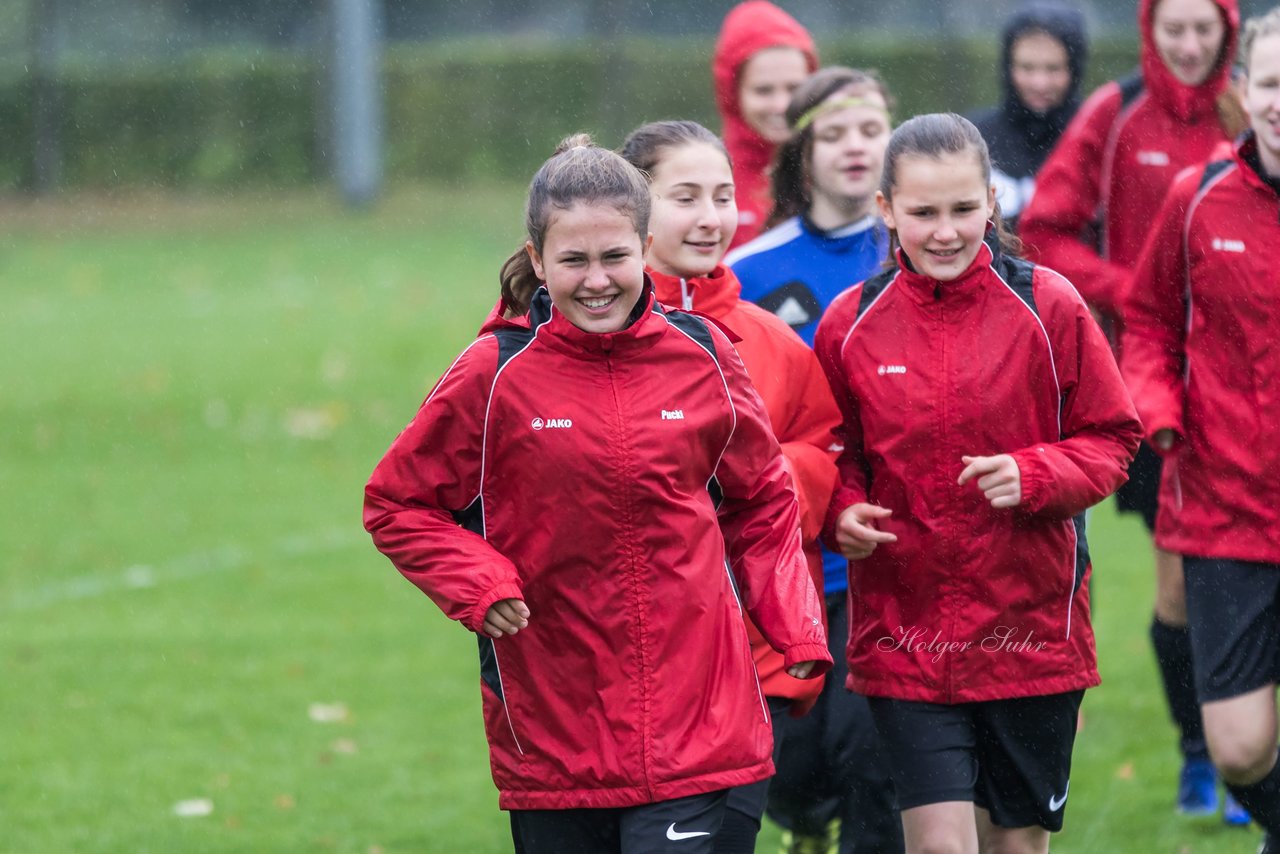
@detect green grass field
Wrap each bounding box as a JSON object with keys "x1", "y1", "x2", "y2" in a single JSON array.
[{"x1": 0, "y1": 186, "x2": 1264, "y2": 852}]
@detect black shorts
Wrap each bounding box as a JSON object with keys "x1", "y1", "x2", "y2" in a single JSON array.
[
  {"x1": 1184, "y1": 556, "x2": 1280, "y2": 703},
  {"x1": 510, "y1": 789, "x2": 729, "y2": 854},
  {"x1": 1115, "y1": 441, "x2": 1162, "y2": 532},
  {"x1": 867, "y1": 691, "x2": 1083, "y2": 832}
]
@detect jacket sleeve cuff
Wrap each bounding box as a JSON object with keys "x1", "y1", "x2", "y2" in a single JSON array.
[
  {"x1": 1009, "y1": 449, "x2": 1046, "y2": 514},
  {"x1": 821, "y1": 486, "x2": 866, "y2": 549},
  {"x1": 466, "y1": 581, "x2": 525, "y2": 634},
  {"x1": 783, "y1": 642, "x2": 834, "y2": 678}
]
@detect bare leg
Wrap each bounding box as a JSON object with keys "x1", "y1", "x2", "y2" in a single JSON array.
[
  {"x1": 975, "y1": 807, "x2": 1049, "y2": 854},
  {"x1": 901, "y1": 801, "x2": 979, "y2": 854}
]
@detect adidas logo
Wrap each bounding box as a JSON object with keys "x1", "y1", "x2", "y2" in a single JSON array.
[{"x1": 774, "y1": 297, "x2": 812, "y2": 327}]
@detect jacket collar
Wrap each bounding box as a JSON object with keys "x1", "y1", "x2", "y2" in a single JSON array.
[
  {"x1": 647, "y1": 264, "x2": 741, "y2": 319},
  {"x1": 523, "y1": 278, "x2": 668, "y2": 358},
  {"x1": 895, "y1": 230, "x2": 999, "y2": 306},
  {"x1": 1235, "y1": 131, "x2": 1280, "y2": 200},
  {"x1": 1138, "y1": 0, "x2": 1238, "y2": 123}
]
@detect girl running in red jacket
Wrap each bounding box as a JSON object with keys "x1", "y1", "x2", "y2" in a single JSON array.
[
  {"x1": 620, "y1": 119, "x2": 841, "y2": 854},
  {"x1": 1019, "y1": 0, "x2": 1244, "y2": 814},
  {"x1": 365, "y1": 135, "x2": 830, "y2": 854},
  {"x1": 712, "y1": 1, "x2": 817, "y2": 249},
  {"x1": 1122, "y1": 10, "x2": 1280, "y2": 850},
  {"x1": 817, "y1": 113, "x2": 1141, "y2": 854}
]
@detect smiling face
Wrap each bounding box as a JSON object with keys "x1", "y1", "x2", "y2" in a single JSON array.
[
  {"x1": 1152, "y1": 0, "x2": 1227, "y2": 86},
  {"x1": 877, "y1": 150, "x2": 996, "y2": 282},
  {"x1": 645, "y1": 142, "x2": 737, "y2": 279},
  {"x1": 1245, "y1": 32, "x2": 1280, "y2": 177},
  {"x1": 1010, "y1": 30, "x2": 1072, "y2": 113},
  {"x1": 527, "y1": 202, "x2": 648, "y2": 333},
  {"x1": 807, "y1": 88, "x2": 891, "y2": 228},
  {"x1": 738, "y1": 47, "x2": 810, "y2": 144}
]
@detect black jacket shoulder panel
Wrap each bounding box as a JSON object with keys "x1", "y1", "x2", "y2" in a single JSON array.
[
  {"x1": 1199, "y1": 159, "x2": 1234, "y2": 192},
  {"x1": 856, "y1": 267, "x2": 898, "y2": 321},
  {"x1": 664, "y1": 308, "x2": 719, "y2": 362},
  {"x1": 1118, "y1": 70, "x2": 1145, "y2": 109},
  {"x1": 996, "y1": 255, "x2": 1040, "y2": 319}
]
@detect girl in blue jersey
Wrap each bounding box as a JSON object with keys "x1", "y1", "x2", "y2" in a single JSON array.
[{"x1": 727, "y1": 66, "x2": 904, "y2": 854}]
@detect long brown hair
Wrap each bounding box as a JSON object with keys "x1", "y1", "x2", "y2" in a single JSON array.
[
  {"x1": 767, "y1": 66, "x2": 894, "y2": 229},
  {"x1": 499, "y1": 134, "x2": 651, "y2": 316},
  {"x1": 879, "y1": 113, "x2": 1023, "y2": 260}
]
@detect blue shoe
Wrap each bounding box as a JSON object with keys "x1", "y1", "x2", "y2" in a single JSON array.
[
  {"x1": 1178, "y1": 758, "x2": 1219, "y2": 815},
  {"x1": 1224, "y1": 790, "x2": 1252, "y2": 826}
]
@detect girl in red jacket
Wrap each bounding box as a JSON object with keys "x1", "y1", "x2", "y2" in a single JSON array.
[
  {"x1": 1122, "y1": 10, "x2": 1280, "y2": 850},
  {"x1": 817, "y1": 113, "x2": 1141, "y2": 854},
  {"x1": 1019, "y1": 0, "x2": 1244, "y2": 815},
  {"x1": 712, "y1": 1, "x2": 817, "y2": 250},
  {"x1": 620, "y1": 119, "x2": 842, "y2": 853},
  {"x1": 365, "y1": 136, "x2": 830, "y2": 854}
]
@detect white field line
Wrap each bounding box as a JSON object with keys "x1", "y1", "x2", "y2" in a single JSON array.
[{"x1": 2, "y1": 527, "x2": 363, "y2": 613}]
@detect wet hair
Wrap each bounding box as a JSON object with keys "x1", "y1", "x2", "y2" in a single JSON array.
[
  {"x1": 878, "y1": 112, "x2": 1023, "y2": 259},
  {"x1": 499, "y1": 133, "x2": 651, "y2": 316},
  {"x1": 619, "y1": 120, "x2": 732, "y2": 184},
  {"x1": 1242, "y1": 7, "x2": 1280, "y2": 70},
  {"x1": 767, "y1": 67, "x2": 894, "y2": 228}
]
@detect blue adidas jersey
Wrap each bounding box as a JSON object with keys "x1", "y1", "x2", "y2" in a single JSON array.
[
  {"x1": 727, "y1": 214, "x2": 890, "y2": 594},
  {"x1": 726, "y1": 214, "x2": 890, "y2": 347}
]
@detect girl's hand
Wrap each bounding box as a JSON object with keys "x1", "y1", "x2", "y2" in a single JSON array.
[
  {"x1": 787, "y1": 660, "x2": 820, "y2": 679},
  {"x1": 1152, "y1": 428, "x2": 1177, "y2": 452},
  {"x1": 834, "y1": 503, "x2": 898, "y2": 560},
  {"x1": 483, "y1": 598, "x2": 530, "y2": 638},
  {"x1": 958, "y1": 454, "x2": 1022, "y2": 508}
]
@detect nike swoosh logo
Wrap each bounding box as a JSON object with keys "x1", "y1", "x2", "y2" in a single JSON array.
[
  {"x1": 1049, "y1": 782, "x2": 1070, "y2": 812},
  {"x1": 666, "y1": 822, "x2": 712, "y2": 841}
]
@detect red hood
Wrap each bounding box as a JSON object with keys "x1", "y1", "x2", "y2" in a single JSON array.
[
  {"x1": 1139, "y1": 0, "x2": 1238, "y2": 122},
  {"x1": 712, "y1": 2, "x2": 817, "y2": 178}
]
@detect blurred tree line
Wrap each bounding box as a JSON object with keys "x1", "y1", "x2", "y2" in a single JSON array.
[{"x1": 2, "y1": 0, "x2": 1273, "y2": 194}]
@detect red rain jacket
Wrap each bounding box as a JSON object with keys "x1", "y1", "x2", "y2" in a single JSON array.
[
  {"x1": 1019, "y1": 0, "x2": 1239, "y2": 319},
  {"x1": 1121, "y1": 135, "x2": 1280, "y2": 563},
  {"x1": 713, "y1": 1, "x2": 817, "y2": 250},
  {"x1": 815, "y1": 240, "x2": 1141, "y2": 703},
  {"x1": 650, "y1": 264, "x2": 840, "y2": 710},
  {"x1": 365, "y1": 285, "x2": 831, "y2": 810}
]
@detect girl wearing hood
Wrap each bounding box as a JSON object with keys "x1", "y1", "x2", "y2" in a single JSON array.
[
  {"x1": 967, "y1": 0, "x2": 1089, "y2": 231},
  {"x1": 712, "y1": 1, "x2": 818, "y2": 249},
  {"x1": 1122, "y1": 9, "x2": 1280, "y2": 851},
  {"x1": 1019, "y1": 0, "x2": 1245, "y2": 823}
]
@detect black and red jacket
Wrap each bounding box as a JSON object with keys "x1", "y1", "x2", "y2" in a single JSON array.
[
  {"x1": 1019, "y1": 0, "x2": 1239, "y2": 319},
  {"x1": 1122, "y1": 134, "x2": 1280, "y2": 563},
  {"x1": 366, "y1": 285, "x2": 830, "y2": 809},
  {"x1": 815, "y1": 239, "x2": 1141, "y2": 703}
]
